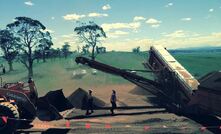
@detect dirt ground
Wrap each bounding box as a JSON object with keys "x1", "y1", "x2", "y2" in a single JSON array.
[{"x1": 18, "y1": 84, "x2": 218, "y2": 134}]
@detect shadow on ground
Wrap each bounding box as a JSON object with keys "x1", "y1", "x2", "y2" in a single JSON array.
[
  {"x1": 41, "y1": 129, "x2": 70, "y2": 134},
  {"x1": 131, "y1": 86, "x2": 221, "y2": 134},
  {"x1": 16, "y1": 129, "x2": 71, "y2": 134},
  {"x1": 186, "y1": 115, "x2": 221, "y2": 134},
  {"x1": 67, "y1": 109, "x2": 167, "y2": 120}
]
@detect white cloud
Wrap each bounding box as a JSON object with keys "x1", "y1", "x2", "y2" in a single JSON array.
[
  {"x1": 146, "y1": 18, "x2": 162, "y2": 28},
  {"x1": 155, "y1": 32, "x2": 221, "y2": 49},
  {"x1": 104, "y1": 32, "x2": 221, "y2": 51},
  {"x1": 61, "y1": 34, "x2": 74, "y2": 38},
  {"x1": 146, "y1": 18, "x2": 161, "y2": 24},
  {"x1": 210, "y1": 33, "x2": 221, "y2": 38},
  {"x1": 63, "y1": 12, "x2": 108, "y2": 21},
  {"x1": 102, "y1": 4, "x2": 111, "y2": 10},
  {"x1": 63, "y1": 13, "x2": 86, "y2": 21},
  {"x1": 107, "y1": 30, "x2": 129, "y2": 38},
  {"x1": 88, "y1": 12, "x2": 108, "y2": 17},
  {"x1": 164, "y1": 30, "x2": 200, "y2": 38},
  {"x1": 209, "y1": 8, "x2": 214, "y2": 12},
  {"x1": 24, "y1": 1, "x2": 34, "y2": 6},
  {"x1": 151, "y1": 24, "x2": 160, "y2": 28},
  {"x1": 181, "y1": 17, "x2": 192, "y2": 21},
  {"x1": 51, "y1": 17, "x2": 55, "y2": 20},
  {"x1": 165, "y1": 3, "x2": 173, "y2": 7},
  {"x1": 133, "y1": 16, "x2": 146, "y2": 21},
  {"x1": 112, "y1": 30, "x2": 129, "y2": 35},
  {"x1": 103, "y1": 38, "x2": 154, "y2": 51},
  {"x1": 160, "y1": 32, "x2": 167, "y2": 35},
  {"x1": 164, "y1": 30, "x2": 186, "y2": 38},
  {"x1": 101, "y1": 22, "x2": 141, "y2": 32}
]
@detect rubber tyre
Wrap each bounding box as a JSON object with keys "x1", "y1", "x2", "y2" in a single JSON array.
[{"x1": 0, "y1": 102, "x2": 19, "y2": 134}]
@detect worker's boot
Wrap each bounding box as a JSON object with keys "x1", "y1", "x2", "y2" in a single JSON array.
[
  {"x1": 85, "y1": 110, "x2": 90, "y2": 115},
  {"x1": 110, "y1": 109, "x2": 114, "y2": 115}
]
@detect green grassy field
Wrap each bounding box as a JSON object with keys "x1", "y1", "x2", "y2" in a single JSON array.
[
  {"x1": 173, "y1": 52, "x2": 221, "y2": 77},
  {"x1": 0, "y1": 51, "x2": 220, "y2": 95}
]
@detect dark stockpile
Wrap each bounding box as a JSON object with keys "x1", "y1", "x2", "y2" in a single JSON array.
[
  {"x1": 36, "y1": 88, "x2": 106, "y2": 120},
  {"x1": 199, "y1": 71, "x2": 221, "y2": 92},
  {"x1": 67, "y1": 88, "x2": 106, "y2": 109},
  {"x1": 41, "y1": 89, "x2": 73, "y2": 111},
  {"x1": 36, "y1": 97, "x2": 63, "y2": 121},
  {"x1": 36, "y1": 89, "x2": 73, "y2": 121}
]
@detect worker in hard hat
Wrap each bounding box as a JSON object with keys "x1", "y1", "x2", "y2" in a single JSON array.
[
  {"x1": 86, "y1": 89, "x2": 94, "y2": 115},
  {"x1": 28, "y1": 77, "x2": 38, "y2": 104}
]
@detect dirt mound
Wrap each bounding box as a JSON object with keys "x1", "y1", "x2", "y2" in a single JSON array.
[
  {"x1": 67, "y1": 88, "x2": 106, "y2": 109},
  {"x1": 37, "y1": 89, "x2": 73, "y2": 112},
  {"x1": 36, "y1": 89, "x2": 73, "y2": 121},
  {"x1": 36, "y1": 105, "x2": 62, "y2": 121}
]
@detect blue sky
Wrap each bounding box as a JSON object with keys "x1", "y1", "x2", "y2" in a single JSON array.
[{"x1": 0, "y1": 0, "x2": 221, "y2": 51}]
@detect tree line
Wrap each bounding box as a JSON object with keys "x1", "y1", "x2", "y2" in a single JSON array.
[
  {"x1": 0, "y1": 17, "x2": 74, "y2": 77},
  {"x1": 0, "y1": 17, "x2": 107, "y2": 77}
]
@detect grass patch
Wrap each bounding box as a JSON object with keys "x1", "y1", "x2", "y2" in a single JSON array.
[{"x1": 0, "y1": 52, "x2": 220, "y2": 95}]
